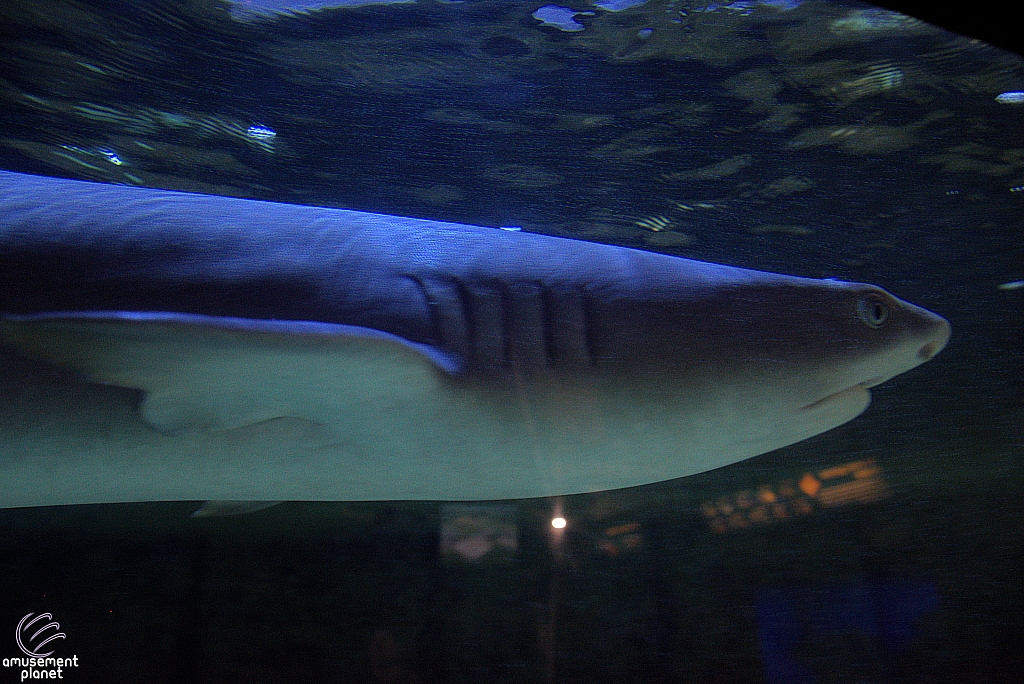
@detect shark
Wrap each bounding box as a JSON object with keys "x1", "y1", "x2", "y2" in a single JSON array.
[{"x1": 0, "y1": 171, "x2": 950, "y2": 508}]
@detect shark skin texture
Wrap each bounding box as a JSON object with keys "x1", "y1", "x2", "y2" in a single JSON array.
[{"x1": 0, "y1": 171, "x2": 951, "y2": 506}]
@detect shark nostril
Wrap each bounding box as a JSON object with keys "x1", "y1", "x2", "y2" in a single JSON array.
[{"x1": 918, "y1": 341, "x2": 941, "y2": 360}]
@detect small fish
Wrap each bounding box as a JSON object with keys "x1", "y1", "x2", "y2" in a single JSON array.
[
  {"x1": 997, "y1": 280, "x2": 1024, "y2": 291},
  {"x1": 995, "y1": 92, "x2": 1024, "y2": 104},
  {"x1": 0, "y1": 172, "x2": 950, "y2": 507},
  {"x1": 835, "y1": 64, "x2": 904, "y2": 104},
  {"x1": 635, "y1": 214, "x2": 674, "y2": 231},
  {"x1": 98, "y1": 148, "x2": 123, "y2": 165}
]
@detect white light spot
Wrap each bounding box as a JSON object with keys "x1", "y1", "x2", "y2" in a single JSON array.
[{"x1": 99, "y1": 148, "x2": 123, "y2": 165}]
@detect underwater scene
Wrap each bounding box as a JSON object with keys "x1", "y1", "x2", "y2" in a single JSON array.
[{"x1": 0, "y1": 0, "x2": 1021, "y2": 681}]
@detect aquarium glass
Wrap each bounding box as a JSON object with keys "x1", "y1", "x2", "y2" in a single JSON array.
[{"x1": 0, "y1": 1, "x2": 1021, "y2": 681}]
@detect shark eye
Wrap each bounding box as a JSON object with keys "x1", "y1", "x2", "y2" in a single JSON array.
[{"x1": 857, "y1": 294, "x2": 889, "y2": 328}]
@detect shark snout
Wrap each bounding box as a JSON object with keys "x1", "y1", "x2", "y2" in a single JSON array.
[
  {"x1": 917, "y1": 316, "x2": 950, "y2": 361},
  {"x1": 901, "y1": 298, "x2": 951, "y2": 363}
]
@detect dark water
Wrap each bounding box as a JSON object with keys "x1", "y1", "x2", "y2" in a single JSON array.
[{"x1": 0, "y1": 0, "x2": 1021, "y2": 681}]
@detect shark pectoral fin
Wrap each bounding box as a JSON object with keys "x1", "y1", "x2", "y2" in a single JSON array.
[{"x1": 0, "y1": 311, "x2": 462, "y2": 433}]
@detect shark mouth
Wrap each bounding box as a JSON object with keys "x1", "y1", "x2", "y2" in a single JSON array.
[{"x1": 800, "y1": 383, "x2": 873, "y2": 413}]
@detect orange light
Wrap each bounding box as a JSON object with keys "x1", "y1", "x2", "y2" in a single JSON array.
[
  {"x1": 605, "y1": 522, "x2": 640, "y2": 536},
  {"x1": 700, "y1": 459, "x2": 889, "y2": 534},
  {"x1": 799, "y1": 473, "x2": 821, "y2": 497},
  {"x1": 819, "y1": 460, "x2": 873, "y2": 479},
  {"x1": 622, "y1": 535, "x2": 641, "y2": 550},
  {"x1": 855, "y1": 464, "x2": 880, "y2": 479},
  {"x1": 818, "y1": 479, "x2": 888, "y2": 507}
]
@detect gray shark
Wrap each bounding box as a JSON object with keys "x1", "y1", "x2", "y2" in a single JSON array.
[{"x1": 0, "y1": 171, "x2": 950, "y2": 507}]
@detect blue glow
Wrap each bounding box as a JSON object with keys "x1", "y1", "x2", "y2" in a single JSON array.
[
  {"x1": 227, "y1": 0, "x2": 413, "y2": 21},
  {"x1": 593, "y1": 0, "x2": 649, "y2": 11},
  {"x1": 758, "y1": 0, "x2": 802, "y2": 9},
  {"x1": 247, "y1": 124, "x2": 277, "y2": 139},
  {"x1": 532, "y1": 5, "x2": 588, "y2": 32}
]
